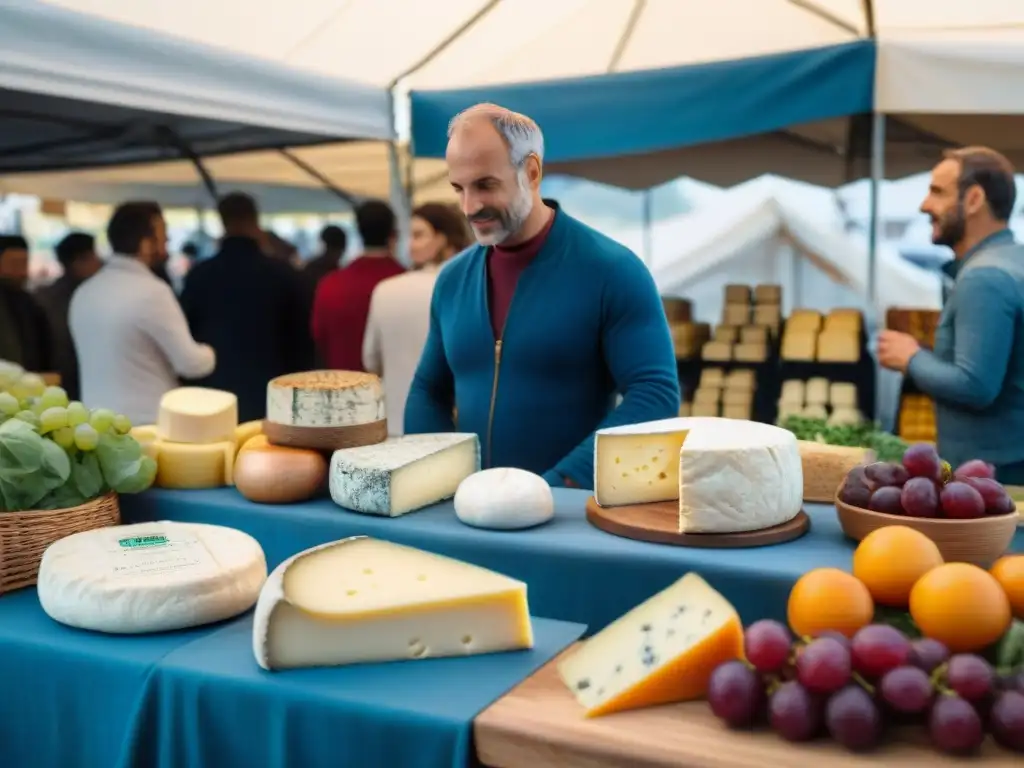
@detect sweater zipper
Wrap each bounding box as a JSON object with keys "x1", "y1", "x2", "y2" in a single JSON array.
[{"x1": 485, "y1": 339, "x2": 503, "y2": 467}]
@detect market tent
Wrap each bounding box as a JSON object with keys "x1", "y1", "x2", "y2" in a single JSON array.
[
  {"x1": 646, "y1": 176, "x2": 943, "y2": 324},
  {"x1": 0, "y1": 1, "x2": 392, "y2": 196}
]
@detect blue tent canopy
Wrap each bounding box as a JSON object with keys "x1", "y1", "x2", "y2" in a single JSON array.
[{"x1": 410, "y1": 41, "x2": 875, "y2": 173}]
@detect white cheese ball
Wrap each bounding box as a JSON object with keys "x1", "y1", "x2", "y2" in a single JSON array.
[{"x1": 454, "y1": 467, "x2": 555, "y2": 530}]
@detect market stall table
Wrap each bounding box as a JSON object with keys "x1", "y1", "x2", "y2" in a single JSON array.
[
  {"x1": 0, "y1": 589, "x2": 584, "y2": 768},
  {"x1": 474, "y1": 648, "x2": 1019, "y2": 768},
  {"x1": 123, "y1": 489, "x2": 1024, "y2": 634}
]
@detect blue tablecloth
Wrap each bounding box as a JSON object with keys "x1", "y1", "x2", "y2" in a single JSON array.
[
  {"x1": 126, "y1": 489, "x2": 1024, "y2": 634},
  {"x1": 0, "y1": 589, "x2": 584, "y2": 768}
]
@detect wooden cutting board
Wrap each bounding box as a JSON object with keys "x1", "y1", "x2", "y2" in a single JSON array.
[{"x1": 474, "y1": 648, "x2": 1018, "y2": 768}]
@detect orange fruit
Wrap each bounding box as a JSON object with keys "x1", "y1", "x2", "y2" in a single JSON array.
[
  {"x1": 910, "y1": 563, "x2": 1012, "y2": 653},
  {"x1": 852, "y1": 526, "x2": 944, "y2": 608},
  {"x1": 991, "y1": 555, "x2": 1024, "y2": 619},
  {"x1": 788, "y1": 568, "x2": 875, "y2": 639}
]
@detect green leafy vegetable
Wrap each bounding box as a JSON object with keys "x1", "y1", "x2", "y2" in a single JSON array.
[
  {"x1": 779, "y1": 415, "x2": 908, "y2": 462},
  {"x1": 0, "y1": 419, "x2": 71, "y2": 511}
]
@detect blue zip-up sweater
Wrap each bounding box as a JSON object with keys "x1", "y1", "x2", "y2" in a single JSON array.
[
  {"x1": 404, "y1": 208, "x2": 680, "y2": 489},
  {"x1": 907, "y1": 229, "x2": 1024, "y2": 468}
]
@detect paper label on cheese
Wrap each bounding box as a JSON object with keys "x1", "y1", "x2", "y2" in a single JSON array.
[{"x1": 99, "y1": 531, "x2": 220, "y2": 580}]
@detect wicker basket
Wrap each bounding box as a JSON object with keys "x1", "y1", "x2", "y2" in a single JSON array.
[{"x1": 0, "y1": 493, "x2": 120, "y2": 594}]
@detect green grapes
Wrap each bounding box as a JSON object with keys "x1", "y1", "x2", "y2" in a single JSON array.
[
  {"x1": 14, "y1": 409, "x2": 40, "y2": 429},
  {"x1": 10, "y1": 373, "x2": 45, "y2": 401},
  {"x1": 39, "y1": 406, "x2": 69, "y2": 433},
  {"x1": 39, "y1": 386, "x2": 69, "y2": 410},
  {"x1": 89, "y1": 408, "x2": 115, "y2": 433},
  {"x1": 50, "y1": 426, "x2": 75, "y2": 450},
  {"x1": 112, "y1": 413, "x2": 132, "y2": 435},
  {"x1": 0, "y1": 391, "x2": 18, "y2": 416},
  {"x1": 73, "y1": 423, "x2": 100, "y2": 451},
  {"x1": 66, "y1": 401, "x2": 89, "y2": 427}
]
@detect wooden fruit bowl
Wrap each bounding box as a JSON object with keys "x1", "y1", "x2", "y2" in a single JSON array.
[{"x1": 835, "y1": 495, "x2": 1018, "y2": 566}]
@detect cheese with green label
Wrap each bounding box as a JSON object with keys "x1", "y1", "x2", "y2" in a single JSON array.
[
  {"x1": 252, "y1": 537, "x2": 533, "y2": 670},
  {"x1": 37, "y1": 522, "x2": 267, "y2": 634},
  {"x1": 558, "y1": 573, "x2": 744, "y2": 717}
]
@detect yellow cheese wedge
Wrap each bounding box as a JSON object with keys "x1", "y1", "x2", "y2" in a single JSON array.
[
  {"x1": 132, "y1": 424, "x2": 237, "y2": 489},
  {"x1": 234, "y1": 420, "x2": 263, "y2": 452},
  {"x1": 130, "y1": 425, "x2": 161, "y2": 461},
  {"x1": 558, "y1": 573, "x2": 743, "y2": 717}
]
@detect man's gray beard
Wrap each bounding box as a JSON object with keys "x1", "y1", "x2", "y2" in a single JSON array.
[{"x1": 473, "y1": 175, "x2": 534, "y2": 246}]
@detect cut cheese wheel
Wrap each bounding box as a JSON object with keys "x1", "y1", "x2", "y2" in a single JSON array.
[
  {"x1": 157, "y1": 387, "x2": 238, "y2": 444},
  {"x1": 594, "y1": 417, "x2": 802, "y2": 534},
  {"x1": 154, "y1": 439, "x2": 236, "y2": 489},
  {"x1": 252, "y1": 537, "x2": 533, "y2": 670},
  {"x1": 266, "y1": 370, "x2": 385, "y2": 428},
  {"x1": 38, "y1": 522, "x2": 267, "y2": 634},
  {"x1": 558, "y1": 573, "x2": 743, "y2": 717},
  {"x1": 329, "y1": 433, "x2": 480, "y2": 516},
  {"x1": 233, "y1": 420, "x2": 263, "y2": 452}
]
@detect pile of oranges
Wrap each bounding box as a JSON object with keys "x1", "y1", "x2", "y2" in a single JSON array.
[{"x1": 788, "y1": 526, "x2": 1024, "y2": 653}]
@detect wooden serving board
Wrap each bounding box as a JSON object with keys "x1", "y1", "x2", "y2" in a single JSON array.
[
  {"x1": 474, "y1": 648, "x2": 1017, "y2": 768},
  {"x1": 585, "y1": 497, "x2": 810, "y2": 548}
]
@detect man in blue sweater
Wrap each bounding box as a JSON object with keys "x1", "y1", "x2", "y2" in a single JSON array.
[
  {"x1": 404, "y1": 103, "x2": 680, "y2": 490},
  {"x1": 878, "y1": 147, "x2": 1024, "y2": 480}
]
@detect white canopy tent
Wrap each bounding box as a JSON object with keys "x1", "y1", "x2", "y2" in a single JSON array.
[
  {"x1": 645, "y1": 175, "x2": 943, "y2": 325},
  {"x1": 0, "y1": 1, "x2": 394, "y2": 207}
]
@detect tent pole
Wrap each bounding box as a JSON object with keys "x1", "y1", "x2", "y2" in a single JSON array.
[
  {"x1": 157, "y1": 126, "x2": 218, "y2": 201},
  {"x1": 867, "y1": 112, "x2": 885, "y2": 314},
  {"x1": 278, "y1": 149, "x2": 356, "y2": 208}
]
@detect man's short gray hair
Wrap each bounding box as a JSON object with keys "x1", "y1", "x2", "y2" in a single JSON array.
[{"x1": 447, "y1": 103, "x2": 545, "y2": 168}]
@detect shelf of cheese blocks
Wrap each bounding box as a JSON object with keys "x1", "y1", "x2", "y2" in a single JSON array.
[
  {"x1": 700, "y1": 324, "x2": 774, "y2": 363},
  {"x1": 670, "y1": 321, "x2": 710, "y2": 359},
  {"x1": 887, "y1": 307, "x2": 940, "y2": 349},
  {"x1": 661, "y1": 297, "x2": 693, "y2": 324},
  {"x1": 720, "y1": 283, "x2": 782, "y2": 338},
  {"x1": 130, "y1": 387, "x2": 262, "y2": 490},
  {"x1": 686, "y1": 367, "x2": 757, "y2": 420},
  {"x1": 897, "y1": 393, "x2": 937, "y2": 443},
  {"x1": 777, "y1": 377, "x2": 862, "y2": 425},
  {"x1": 780, "y1": 308, "x2": 863, "y2": 363}
]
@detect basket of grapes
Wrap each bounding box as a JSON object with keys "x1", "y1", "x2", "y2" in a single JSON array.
[
  {"x1": 836, "y1": 443, "x2": 1019, "y2": 566},
  {"x1": 0, "y1": 363, "x2": 156, "y2": 594}
]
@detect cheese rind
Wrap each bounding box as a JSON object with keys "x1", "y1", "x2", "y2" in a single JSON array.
[
  {"x1": 38, "y1": 522, "x2": 267, "y2": 634},
  {"x1": 329, "y1": 433, "x2": 480, "y2": 516},
  {"x1": 252, "y1": 537, "x2": 533, "y2": 670},
  {"x1": 557, "y1": 573, "x2": 743, "y2": 717},
  {"x1": 266, "y1": 370, "x2": 385, "y2": 428},
  {"x1": 454, "y1": 467, "x2": 554, "y2": 530},
  {"x1": 157, "y1": 387, "x2": 238, "y2": 444},
  {"x1": 595, "y1": 417, "x2": 803, "y2": 534}
]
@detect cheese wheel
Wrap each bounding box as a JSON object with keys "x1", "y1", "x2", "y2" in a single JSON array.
[
  {"x1": 266, "y1": 370, "x2": 384, "y2": 428},
  {"x1": 155, "y1": 440, "x2": 236, "y2": 489},
  {"x1": 158, "y1": 387, "x2": 238, "y2": 444},
  {"x1": 454, "y1": 468, "x2": 554, "y2": 530},
  {"x1": 235, "y1": 445, "x2": 327, "y2": 504}
]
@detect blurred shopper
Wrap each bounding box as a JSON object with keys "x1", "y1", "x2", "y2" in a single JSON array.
[
  {"x1": 311, "y1": 200, "x2": 404, "y2": 371},
  {"x1": 363, "y1": 203, "x2": 471, "y2": 435},
  {"x1": 70, "y1": 204, "x2": 213, "y2": 422},
  {"x1": 404, "y1": 103, "x2": 679, "y2": 488},
  {"x1": 879, "y1": 147, "x2": 1024, "y2": 480},
  {"x1": 180, "y1": 192, "x2": 314, "y2": 421},
  {"x1": 35, "y1": 232, "x2": 102, "y2": 400},
  {"x1": 0, "y1": 234, "x2": 52, "y2": 374},
  {"x1": 124, "y1": 201, "x2": 174, "y2": 289},
  {"x1": 301, "y1": 225, "x2": 347, "y2": 302}
]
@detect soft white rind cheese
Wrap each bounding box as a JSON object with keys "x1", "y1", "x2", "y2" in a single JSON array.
[
  {"x1": 266, "y1": 370, "x2": 385, "y2": 428},
  {"x1": 454, "y1": 467, "x2": 554, "y2": 530},
  {"x1": 595, "y1": 417, "x2": 803, "y2": 534},
  {"x1": 157, "y1": 387, "x2": 238, "y2": 444},
  {"x1": 329, "y1": 433, "x2": 480, "y2": 516},
  {"x1": 252, "y1": 536, "x2": 533, "y2": 670},
  {"x1": 38, "y1": 522, "x2": 267, "y2": 634}
]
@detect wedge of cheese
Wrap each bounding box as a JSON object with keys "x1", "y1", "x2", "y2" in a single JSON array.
[
  {"x1": 157, "y1": 387, "x2": 238, "y2": 444},
  {"x1": 558, "y1": 573, "x2": 743, "y2": 717},
  {"x1": 329, "y1": 433, "x2": 480, "y2": 516},
  {"x1": 594, "y1": 417, "x2": 803, "y2": 533},
  {"x1": 253, "y1": 537, "x2": 533, "y2": 670}
]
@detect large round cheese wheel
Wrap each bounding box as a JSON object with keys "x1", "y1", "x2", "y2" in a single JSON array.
[
  {"x1": 454, "y1": 468, "x2": 554, "y2": 530},
  {"x1": 38, "y1": 522, "x2": 267, "y2": 634}
]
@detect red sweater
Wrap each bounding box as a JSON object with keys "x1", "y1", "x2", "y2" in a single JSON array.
[
  {"x1": 311, "y1": 254, "x2": 405, "y2": 370},
  {"x1": 488, "y1": 208, "x2": 555, "y2": 338}
]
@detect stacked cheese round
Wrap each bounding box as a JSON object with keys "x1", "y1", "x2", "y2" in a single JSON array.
[
  {"x1": 132, "y1": 387, "x2": 244, "y2": 489},
  {"x1": 594, "y1": 417, "x2": 803, "y2": 534},
  {"x1": 263, "y1": 370, "x2": 388, "y2": 451}
]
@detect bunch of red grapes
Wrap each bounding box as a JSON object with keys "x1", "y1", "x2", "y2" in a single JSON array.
[
  {"x1": 838, "y1": 443, "x2": 1017, "y2": 519},
  {"x1": 708, "y1": 620, "x2": 1024, "y2": 753}
]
